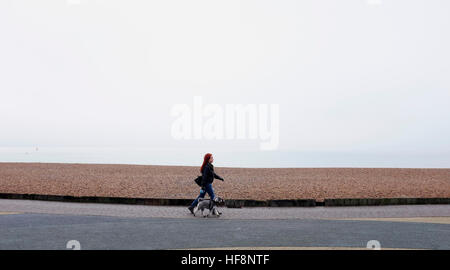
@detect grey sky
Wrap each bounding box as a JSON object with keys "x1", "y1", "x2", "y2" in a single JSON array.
[{"x1": 1, "y1": 0, "x2": 449, "y2": 160}]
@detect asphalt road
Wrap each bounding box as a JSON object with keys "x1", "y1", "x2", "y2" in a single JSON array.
[{"x1": 0, "y1": 199, "x2": 449, "y2": 250}]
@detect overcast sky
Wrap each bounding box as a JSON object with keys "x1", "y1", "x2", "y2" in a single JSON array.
[{"x1": 1, "y1": 0, "x2": 449, "y2": 161}]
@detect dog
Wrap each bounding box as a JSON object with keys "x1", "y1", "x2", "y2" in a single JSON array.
[{"x1": 193, "y1": 196, "x2": 225, "y2": 218}]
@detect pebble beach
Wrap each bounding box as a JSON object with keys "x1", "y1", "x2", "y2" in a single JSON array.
[{"x1": 0, "y1": 163, "x2": 449, "y2": 201}]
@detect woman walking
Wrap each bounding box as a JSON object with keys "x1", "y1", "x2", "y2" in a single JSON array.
[{"x1": 188, "y1": 153, "x2": 224, "y2": 214}]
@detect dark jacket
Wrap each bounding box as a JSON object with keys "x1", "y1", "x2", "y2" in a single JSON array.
[{"x1": 201, "y1": 163, "x2": 223, "y2": 186}]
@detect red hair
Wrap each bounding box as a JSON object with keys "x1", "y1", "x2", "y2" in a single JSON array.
[{"x1": 200, "y1": 153, "x2": 212, "y2": 173}]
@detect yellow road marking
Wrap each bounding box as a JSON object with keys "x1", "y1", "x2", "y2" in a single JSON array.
[
  {"x1": 182, "y1": 246, "x2": 422, "y2": 250},
  {"x1": 330, "y1": 216, "x2": 450, "y2": 225},
  {"x1": 0, "y1": 212, "x2": 21, "y2": 215}
]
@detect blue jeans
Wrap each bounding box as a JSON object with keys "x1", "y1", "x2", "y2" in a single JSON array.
[{"x1": 190, "y1": 183, "x2": 215, "y2": 208}]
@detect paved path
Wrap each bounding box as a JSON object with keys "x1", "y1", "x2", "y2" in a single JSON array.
[
  {"x1": 1, "y1": 199, "x2": 450, "y2": 220},
  {"x1": 1, "y1": 199, "x2": 449, "y2": 250}
]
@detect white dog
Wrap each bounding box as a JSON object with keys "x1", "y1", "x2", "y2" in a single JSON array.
[{"x1": 193, "y1": 197, "x2": 225, "y2": 218}]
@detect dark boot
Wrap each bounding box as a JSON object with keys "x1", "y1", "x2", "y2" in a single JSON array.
[{"x1": 188, "y1": 206, "x2": 195, "y2": 215}]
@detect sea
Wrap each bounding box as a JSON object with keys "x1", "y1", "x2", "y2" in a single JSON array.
[{"x1": 0, "y1": 147, "x2": 448, "y2": 168}]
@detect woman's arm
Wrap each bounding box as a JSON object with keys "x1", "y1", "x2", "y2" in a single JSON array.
[{"x1": 213, "y1": 172, "x2": 224, "y2": 181}]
